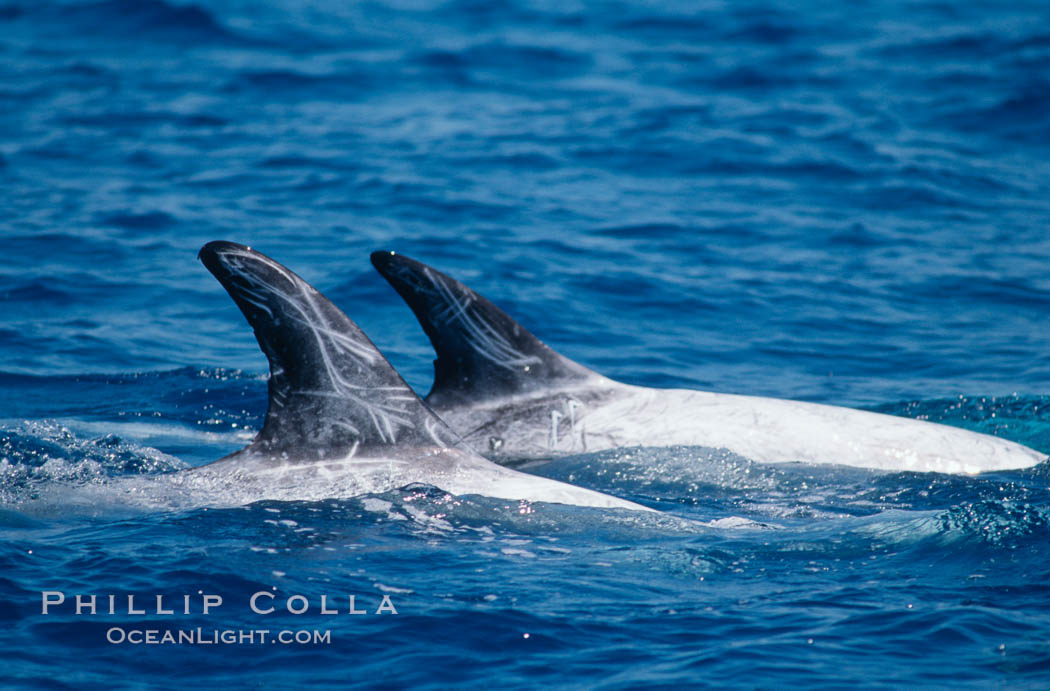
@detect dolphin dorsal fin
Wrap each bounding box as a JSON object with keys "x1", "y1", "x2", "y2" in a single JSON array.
[
  {"x1": 370, "y1": 251, "x2": 595, "y2": 409},
  {"x1": 199, "y1": 241, "x2": 455, "y2": 461}
]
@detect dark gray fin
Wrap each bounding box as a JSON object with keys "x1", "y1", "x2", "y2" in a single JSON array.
[
  {"x1": 199, "y1": 241, "x2": 456, "y2": 463},
  {"x1": 370, "y1": 251, "x2": 595, "y2": 409}
]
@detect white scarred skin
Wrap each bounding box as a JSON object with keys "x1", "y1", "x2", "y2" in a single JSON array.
[
  {"x1": 435, "y1": 376, "x2": 1046, "y2": 475},
  {"x1": 190, "y1": 445, "x2": 653, "y2": 510}
]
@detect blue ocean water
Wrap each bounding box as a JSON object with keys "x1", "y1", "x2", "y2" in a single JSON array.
[{"x1": 4, "y1": 0, "x2": 1050, "y2": 686}]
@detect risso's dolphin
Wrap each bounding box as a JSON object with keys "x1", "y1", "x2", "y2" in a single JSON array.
[
  {"x1": 370, "y1": 251, "x2": 1046, "y2": 475},
  {"x1": 193, "y1": 242, "x2": 651, "y2": 511}
]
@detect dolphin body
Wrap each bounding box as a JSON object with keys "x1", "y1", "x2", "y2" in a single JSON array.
[
  {"x1": 370, "y1": 251, "x2": 1047, "y2": 475},
  {"x1": 192, "y1": 242, "x2": 651, "y2": 512}
]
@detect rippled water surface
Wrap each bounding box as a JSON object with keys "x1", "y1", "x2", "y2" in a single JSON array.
[{"x1": 4, "y1": 0, "x2": 1050, "y2": 687}]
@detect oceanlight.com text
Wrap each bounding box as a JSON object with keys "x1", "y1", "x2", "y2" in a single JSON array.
[{"x1": 106, "y1": 627, "x2": 332, "y2": 645}]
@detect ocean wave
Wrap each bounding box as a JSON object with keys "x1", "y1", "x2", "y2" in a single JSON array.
[
  {"x1": 224, "y1": 68, "x2": 375, "y2": 98},
  {"x1": 936, "y1": 499, "x2": 1050, "y2": 547},
  {"x1": 48, "y1": 0, "x2": 242, "y2": 45},
  {"x1": 0, "y1": 420, "x2": 184, "y2": 504}
]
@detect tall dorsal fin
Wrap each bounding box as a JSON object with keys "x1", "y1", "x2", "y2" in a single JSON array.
[
  {"x1": 370, "y1": 251, "x2": 595, "y2": 409},
  {"x1": 199, "y1": 241, "x2": 456, "y2": 461}
]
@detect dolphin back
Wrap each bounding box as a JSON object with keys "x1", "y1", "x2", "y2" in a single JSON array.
[
  {"x1": 200, "y1": 241, "x2": 457, "y2": 463},
  {"x1": 370, "y1": 251, "x2": 595, "y2": 409}
]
